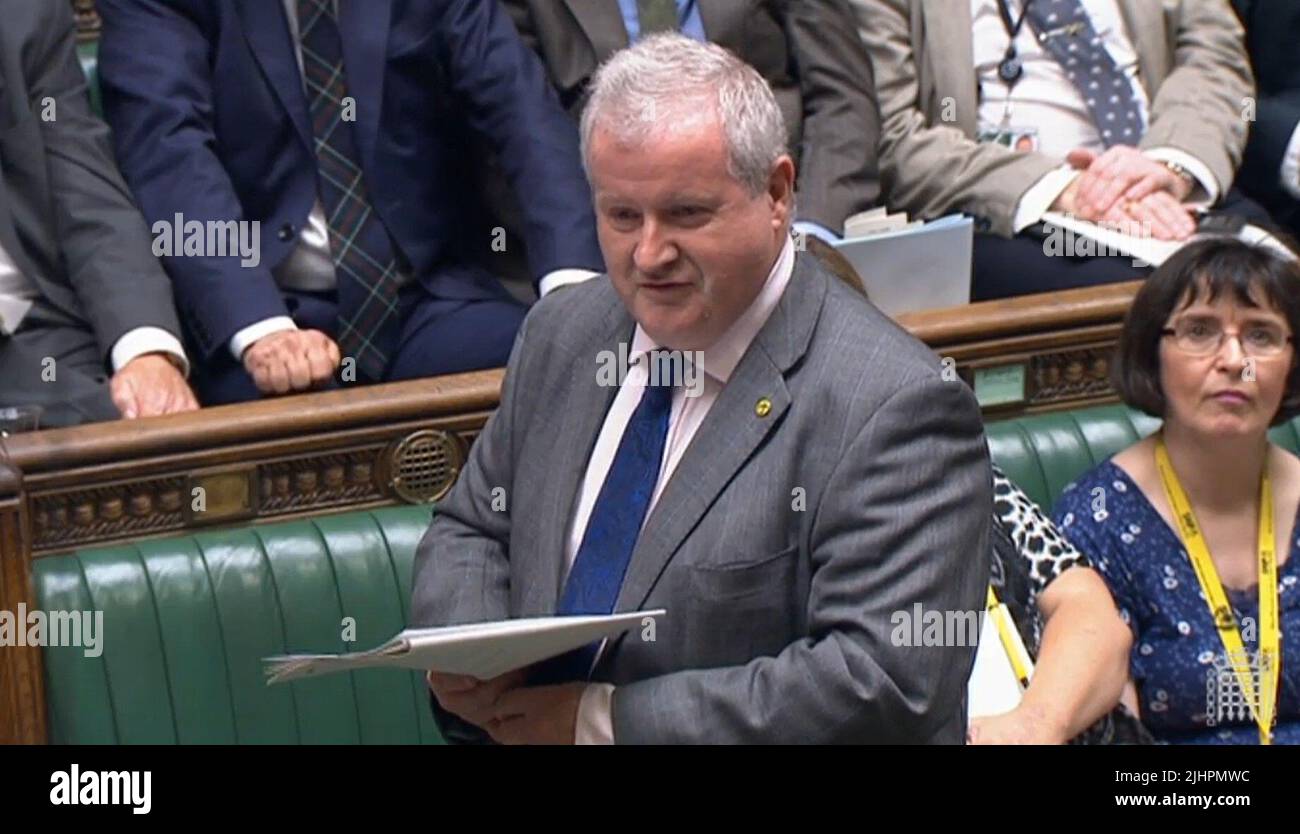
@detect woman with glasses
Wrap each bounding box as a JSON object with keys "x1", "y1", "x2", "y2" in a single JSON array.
[{"x1": 1054, "y1": 236, "x2": 1300, "y2": 744}]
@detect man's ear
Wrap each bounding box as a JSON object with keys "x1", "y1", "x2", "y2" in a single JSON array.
[{"x1": 767, "y1": 154, "x2": 796, "y2": 225}]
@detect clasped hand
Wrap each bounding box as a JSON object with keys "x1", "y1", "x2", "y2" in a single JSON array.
[{"x1": 1052, "y1": 146, "x2": 1197, "y2": 242}]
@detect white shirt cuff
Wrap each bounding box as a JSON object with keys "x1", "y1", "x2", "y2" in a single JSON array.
[
  {"x1": 1143, "y1": 147, "x2": 1219, "y2": 207},
  {"x1": 539, "y1": 269, "x2": 601, "y2": 297},
  {"x1": 574, "y1": 683, "x2": 615, "y2": 745},
  {"x1": 1282, "y1": 123, "x2": 1300, "y2": 202},
  {"x1": 1014, "y1": 166, "x2": 1081, "y2": 232},
  {"x1": 229, "y1": 316, "x2": 298, "y2": 361},
  {"x1": 110, "y1": 326, "x2": 190, "y2": 377}
]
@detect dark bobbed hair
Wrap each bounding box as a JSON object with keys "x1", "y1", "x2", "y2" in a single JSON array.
[{"x1": 1113, "y1": 234, "x2": 1300, "y2": 427}]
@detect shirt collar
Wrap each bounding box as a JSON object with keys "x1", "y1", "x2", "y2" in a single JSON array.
[{"x1": 628, "y1": 234, "x2": 796, "y2": 385}]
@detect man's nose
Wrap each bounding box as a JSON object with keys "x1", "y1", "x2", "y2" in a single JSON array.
[{"x1": 634, "y1": 220, "x2": 677, "y2": 272}]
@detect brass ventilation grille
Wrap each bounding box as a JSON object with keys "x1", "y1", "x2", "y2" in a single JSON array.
[{"x1": 386, "y1": 430, "x2": 464, "y2": 504}]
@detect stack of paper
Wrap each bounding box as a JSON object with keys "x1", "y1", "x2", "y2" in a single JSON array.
[
  {"x1": 264, "y1": 609, "x2": 665, "y2": 684},
  {"x1": 1039, "y1": 211, "x2": 1185, "y2": 267},
  {"x1": 832, "y1": 212, "x2": 974, "y2": 316},
  {"x1": 843, "y1": 206, "x2": 920, "y2": 238}
]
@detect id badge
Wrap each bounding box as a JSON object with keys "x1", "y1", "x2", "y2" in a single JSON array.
[{"x1": 975, "y1": 125, "x2": 1039, "y2": 152}]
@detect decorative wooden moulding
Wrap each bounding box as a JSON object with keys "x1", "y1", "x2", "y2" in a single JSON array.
[{"x1": 3, "y1": 372, "x2": 496, "y2": 559}]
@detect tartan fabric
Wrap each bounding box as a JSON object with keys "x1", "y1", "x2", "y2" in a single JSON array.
[{"x1": 297, "y1": 0, "x2": 401, "y2": 380}]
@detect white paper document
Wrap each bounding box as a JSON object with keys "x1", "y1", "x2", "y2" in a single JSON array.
[
  {"x1": 1040, "y1": 210, "x2": 1185, "y2": 268},
  {"x1": 967, "y1": 604, "x2": 1035, "y2": 720},
  {"x1": 832, "y1": 213, "x2": 974, "y2": 316},
  {"x1": 263, "y1": 609, "x2": 666, "y2": 685}
]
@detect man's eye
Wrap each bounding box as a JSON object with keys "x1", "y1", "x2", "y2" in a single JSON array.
[
  {"x1": 670, "y1": 206, "x2": 705, "y2": 219},
  {"x1": 607, "y1": 209, "x2": 639, "y2": 224}
]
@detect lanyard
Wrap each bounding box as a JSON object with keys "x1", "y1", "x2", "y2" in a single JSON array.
[
  {"x1": 1154, "y1": 436, "x2": 1280, "y2": 744},
  {"x1": 986, "y1": 586, "x2": 1033, "y2": 688},
  {"x1": 994, "y1": 0, "x2": 1035, "y2": 85}
]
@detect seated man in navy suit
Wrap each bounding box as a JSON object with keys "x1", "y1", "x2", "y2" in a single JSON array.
[
  {"x1": 1232, "y1": 0, "x2": 1300, "y2": 242},
  {"x1": 96, "y1": 0, "x2": 605, "y2": 404}
]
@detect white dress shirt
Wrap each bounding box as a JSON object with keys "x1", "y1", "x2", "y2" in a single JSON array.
[
  {"x1": 1283, "y1": 124, "x2": 1300, "y2": 202},
  {"x1": 230, "y1": 0, "x2": 598, "y2": 360},
  {"x1": 569, "y1": 233, "x2": 796, "y2": 744},
  {"x1": 969, "y1": 0, "x2": 1219, "y2": 231},
  {"x1": 0, "y1": 239, "x2": 36, "y2": 337},
  {"x1": 0, "y1": 239, "x2": 188, "y2": 374}
]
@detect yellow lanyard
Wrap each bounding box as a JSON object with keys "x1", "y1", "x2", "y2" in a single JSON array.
[
  {"x1": 1154, "y1": 436, "x2": 1280, "y2": 744},
  {"x1": 986, "y1": 586, "x2": 1033, "y2": 689}
]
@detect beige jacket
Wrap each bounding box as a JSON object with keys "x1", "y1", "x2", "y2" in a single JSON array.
[{"x1": 850, "y1": 0, "x2": 1253, "y2": 235}]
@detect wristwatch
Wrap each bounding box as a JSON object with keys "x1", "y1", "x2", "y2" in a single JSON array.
[{"x1": 1161, "y1": 159, "x2": 1196, "y2": 192}]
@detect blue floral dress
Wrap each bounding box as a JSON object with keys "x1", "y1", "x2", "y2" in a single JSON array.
[{"x1": 1054, "y1": 460, "x2": 1300, "y2": 744}]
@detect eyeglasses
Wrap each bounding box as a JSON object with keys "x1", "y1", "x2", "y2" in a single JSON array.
[{"x1": 1160, "y1": 317, "x2": 1294, "y2": 358}]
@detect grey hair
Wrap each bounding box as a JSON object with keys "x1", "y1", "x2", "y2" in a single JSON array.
[{"x1": 579, "y1": 33, "x2": 788, "y2": 195}]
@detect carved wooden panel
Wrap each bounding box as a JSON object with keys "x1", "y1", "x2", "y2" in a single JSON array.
[
  {"x1": 20, "y1": 431, "x2": 468, "y2": 556},
  {"x1": 30, "y1": 475, "x2": 187, "y2": 551},
  {"x1": 1029, "y1": 346, "x2": 1115, "y2": 404},
  {"x1": 257, "y1": 449, "x2": 387, "y2": 514}
]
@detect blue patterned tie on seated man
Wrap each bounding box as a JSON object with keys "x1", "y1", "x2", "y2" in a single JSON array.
[
  {"x1": 96, "y1": 0, "x2": 606, "y2": 405},
  {"x1": 412, "y1": 34, "x2": 992, "y2": 745},
  {"x1": 849, "y1": 0, "x2": 1267, "y2": 302},
  {"x1": 0, "y1": 0, "x2": 197, "y2": 428},
  {"x1": 1055, "y1": 236, "x2": 1300, "y2": 744}
]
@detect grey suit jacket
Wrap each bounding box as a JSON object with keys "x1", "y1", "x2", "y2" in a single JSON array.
[
  {"x1": 504, "y1": 0, "x2": 882, "y2": 234},
  {"x1": 849, "y1": 0, "x2": 1254, "y2": 236},
  {"x1": 0, "y1": 0, "x2": 181, "y2": 359},
  {"x1": 411, "y1": 253, "x2": 992, "y2": 744}
]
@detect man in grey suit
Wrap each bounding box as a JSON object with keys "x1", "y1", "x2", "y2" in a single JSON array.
[
  {"x1": 0, "y1": 0, "x2": 196, "y2": 428},
  {"x1": 502, "y1": 0, "x2": 881, "y2": 244},
  {"x1": 413, "y1": 34, "x2": 991, "y2": 744}
]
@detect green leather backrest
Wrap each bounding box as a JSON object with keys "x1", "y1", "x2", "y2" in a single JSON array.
[
  {"x1": 78, "y1": 39, "x2": 101, "y2": 119},
  {"x1": 33, "y1": 505, "x2": 445, "y2": 744},
  {"x1": 986, "y1": 404, "x2": 1300, "y2": 510}
]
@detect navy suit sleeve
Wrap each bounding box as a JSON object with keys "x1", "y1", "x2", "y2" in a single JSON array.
[
  {"x1": 1241, "y1": 93, "x2": 1300, "y2": 200},
  {"x1": 97, "y1": 0, "x2": 289, "y2": 359},
  {"x1": 431, "y1": 0, "x2": 604, "y2": 284}
]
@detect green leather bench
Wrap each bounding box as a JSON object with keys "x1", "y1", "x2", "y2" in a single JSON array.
[
  {"x1": 35, "y1": 506, "x2": 445, "y2": 744},
  {"x1": 30, "y1": 403, "x2": 1300, "y2": 743}
]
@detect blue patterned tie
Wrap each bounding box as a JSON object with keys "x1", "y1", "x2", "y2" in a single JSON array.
[
  {"x1": 297, "y1": 0, "x2": 402, "y2": 380},
  {"x1": 1023, "y1": 0, "x2": 1145, "y2": 147},
  {"x1": 537, "y1": 352, "x2": 676, "y2": 683}
]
